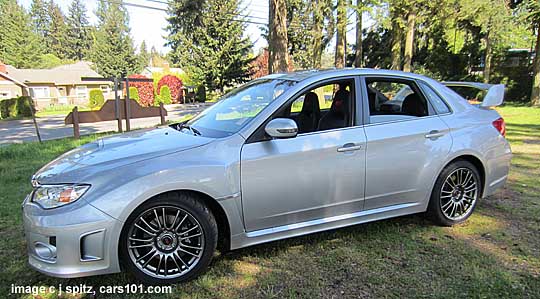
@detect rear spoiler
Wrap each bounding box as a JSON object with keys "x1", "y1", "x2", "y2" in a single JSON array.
[{"x1": 442, "y1": 81, "x2": 505, "y2": 108}]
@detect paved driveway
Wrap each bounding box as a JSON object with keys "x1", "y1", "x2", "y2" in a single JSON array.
[{"x1": 0, "y1": 103, "x2": 213, "y2": 145}]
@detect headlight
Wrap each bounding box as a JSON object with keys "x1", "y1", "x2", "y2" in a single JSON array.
[{"x1": 32, "y1": 184, "x2": 90, "y2": 209}]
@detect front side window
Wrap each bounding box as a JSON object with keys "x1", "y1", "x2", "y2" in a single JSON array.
[
  {"x1": 283, "y1": 80, "x2": 353, "y2": 134},
  {"x1": 187, "y1": 79, "x2": 296, "y2": 138},
  {"x1": 366, "y1": 78, "x2": 429, "y2": 124}
]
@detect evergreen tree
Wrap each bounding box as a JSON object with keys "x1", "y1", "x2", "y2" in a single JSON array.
[
  {"x1": 285, "y1": 0, "x2": 314, "y2": 69},
  {"x1": 268, "y1": 0, "x2": 289, "y2": 73},
  {"x1": 66, "y1": 0, "x2": 91, "y2": 60},
  {"x1": 166, "y1": 0, "x2": 254, "y2": 92},
  {"x1": 29, "y1": 0, "x2": 50, "y2": 41},
  {"x1": 0, "y1": 0, "x2": 43, "y2": 68},
  {"x1": 48, "y1": 1, "x2": 70, "y2": 59},
  {"x1": 88, "y1": 1, "x2": 139, "y2": 77},
  {"x1": 335, "y1": 0, "x2": 347, "y2": 68},
  {"x1": 138, "y1": 41, "x2": 150, "y2": 69}
]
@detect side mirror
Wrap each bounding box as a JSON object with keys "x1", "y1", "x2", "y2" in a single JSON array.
[{"x1": 265, "y1": 118, "x2": 298, "y2": 139}]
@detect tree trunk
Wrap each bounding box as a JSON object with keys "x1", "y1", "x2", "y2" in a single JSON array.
[
  {"x1": 403, "y1": 11, "x2": 416, "y2": 73},
  {"x1": 312, "y1": 0, "x2": 323, "y2": 68},
  {"x1": 484, "y1": 30, "x2": 492, "y2": 83},
  {"x1": 531, "y1": 27, "x2": 540, "y2": 106},
  {"x1": 335, "y1": 0, "x2": 346, "y2": 68},
  {"x1": 390, "y1": 17, "x2": 402, "y2": 70},
  {"x1": 268, "y1": 0, "x2": 289, "y2": 73},
  {"x1": 353, "y1": 0, "x2": 363, "y2": 68}
]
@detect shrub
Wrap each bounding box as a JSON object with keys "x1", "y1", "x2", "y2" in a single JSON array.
[
  {"x1": 128, "y1": 87, "x2": 140, "y2": 102},
  {"x1": 128, "y1": 74, "x2": 154, "y2": 107},
  {"x1": 16, "y1": 96, "x2": 32, "y2": 116},
  {"x1": 155, "y1": 85, "x2": 172, "y2": 106},
  {"x1": 0, "y1": 97, "x2": 33, "y2": 118},
  {"x1": 195, "y1": 85, "x2": 206, "y2": 102},
  {"x1": 157, "y1": 75, "x2": 183, "y2": 103},
  {"x1": 88, "y1": 89, "x2": 105, "y2": 109}
]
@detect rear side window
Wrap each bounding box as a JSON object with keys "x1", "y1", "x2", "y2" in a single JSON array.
[{"x1": 418, "y1": 81, "x2": 451, "y2": 114}]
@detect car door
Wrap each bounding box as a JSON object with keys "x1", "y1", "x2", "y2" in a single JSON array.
[
  {"x1": 240, "y1": 77, "x2": 367, "y2": 232},
  {"x1": 362, "y1": 76, "x2": 452, "y2": 210}
]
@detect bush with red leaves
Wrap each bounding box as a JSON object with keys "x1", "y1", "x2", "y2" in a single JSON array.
[
  {"x1": 157, "y1": 75, "x2": 183, "y2": 104},
  {"x1": 128, "y1": 74, "x2": 154, "y2": 106}
]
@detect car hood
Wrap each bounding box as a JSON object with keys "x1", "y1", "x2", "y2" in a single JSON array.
[{"x1": 33, "y1": 127, "x2": 214, "y2": 184}]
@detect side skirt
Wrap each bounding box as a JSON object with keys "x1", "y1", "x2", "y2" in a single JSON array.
[{"x1": 230, "y1": 202, "x2": 425, "y2": 250}]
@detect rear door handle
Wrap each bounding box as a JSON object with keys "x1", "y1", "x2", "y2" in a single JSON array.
[
  {"x1": 425, "y1": 130, "x2": 445, "y2": 139},
  {"x1": 337, "y1": 143, "x2": 362, "y2": 152}
]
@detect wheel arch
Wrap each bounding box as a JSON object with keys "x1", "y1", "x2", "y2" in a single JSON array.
[
  {"x1": 442, "y1": 154, "x2": 486, "y2": 197},
  {"x1": 121, "y1": 189, "x2": 232, "y2": 253}
]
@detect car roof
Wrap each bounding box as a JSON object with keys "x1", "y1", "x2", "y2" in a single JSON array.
[{"x1": 260, "y1": 68, "x2": 433, "y2": 82}]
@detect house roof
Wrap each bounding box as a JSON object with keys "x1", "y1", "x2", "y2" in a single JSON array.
[
  {"x1": 5, "y1": 61, "x2": 108, "y2": 85},
  {"x1": 0, "y1": 71, "x2": 27, "y2": 88},
  {"x1": 141, "y1": 66, "x2": 184, "y2": 76}
]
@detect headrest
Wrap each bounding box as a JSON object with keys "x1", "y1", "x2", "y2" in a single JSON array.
[
  {"x1": 331, "y1": 89, "x2": 350, "y2": 115},
  {"x1": 302, "y1": 92, "x2": 320, "y2": 114},
  {"x1": 401, "y1": 93, "x2": 425, "y2": 116}
]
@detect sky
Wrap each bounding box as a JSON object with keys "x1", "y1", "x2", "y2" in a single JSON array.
[{"x1": 19, "y1": 0, "x2": 367, "y2": 55}]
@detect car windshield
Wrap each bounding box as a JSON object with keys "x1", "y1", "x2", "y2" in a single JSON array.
[{"x1": 185, "y1": 79, "x2": 296, "y2": 138}]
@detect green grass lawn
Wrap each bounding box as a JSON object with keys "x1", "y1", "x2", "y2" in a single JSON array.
[
  {"x1": 35, "y1": 105, "x2": 91, "y2": 118},
  {"x1": 0, "y1": 105, "x2": 539, "y2": 298}
]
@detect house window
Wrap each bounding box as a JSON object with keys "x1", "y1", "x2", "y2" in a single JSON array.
[
  {"x1": 100, "y1": 85, "x2": 110, "y2": 93},
  {"x1": 30, "y1": 87, "x2": 50, "y2": 98},
  {"x1": 76, "y1": 85, "x2": 88, "y2": 99},
  {"x1": 0, "y1": 91, "x2": 11, "y2": 99}
]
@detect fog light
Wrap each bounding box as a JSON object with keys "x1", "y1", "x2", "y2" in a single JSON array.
[{"x1": 34, "y1": 242, "x2": 57, "y2": 261}]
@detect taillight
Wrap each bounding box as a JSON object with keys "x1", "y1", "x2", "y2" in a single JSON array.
[{"x1": 492, "y1": 117, "x2": 506, "y2": 137}]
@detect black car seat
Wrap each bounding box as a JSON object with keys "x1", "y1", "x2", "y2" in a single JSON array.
[
  {"x1": 401, "y1": 93, "x2": 426, "y2": 116},
  {"x1": 318, "y1": 88, "x2": 350, "y2": 130},
  {"x1": 297, "y1": 92, "x2": 321, "y2": 133}
]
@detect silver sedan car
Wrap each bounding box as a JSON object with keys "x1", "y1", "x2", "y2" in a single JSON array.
[{"x1": 23, "y1": 69, "x2": 511, "y2": 284}]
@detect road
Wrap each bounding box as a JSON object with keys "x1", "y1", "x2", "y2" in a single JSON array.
[{"x1": 0, "y1": 103, "x2": 212, "y2": 145}]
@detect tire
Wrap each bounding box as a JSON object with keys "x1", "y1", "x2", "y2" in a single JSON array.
[
  {"x1": 427, "y1": 160, "x2": 482, "y2": 226},
  {"x1": 120, "y1": 192, "x2": 218, "y2": 284}
]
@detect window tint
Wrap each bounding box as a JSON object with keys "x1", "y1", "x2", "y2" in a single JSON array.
[
  {"x1": 366, "y1": 79, "x2": 429, "y2": 123},
  {"x1": 418, "y1": 81, "x2": 451, "y2": 114},
  {"x1": 281, "y1": 80, "x2": 353, "y2": 134}
]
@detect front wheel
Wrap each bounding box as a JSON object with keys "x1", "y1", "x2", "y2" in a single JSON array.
[
  {"x1": 120, "y1": 192, "x2": 218, "y2": 284},
  {"x1": 427, "y1": 160, "x2": 482, "y2": 226}
]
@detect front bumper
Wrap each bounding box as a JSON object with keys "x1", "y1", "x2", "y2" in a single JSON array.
[{"x1": 23, "y1": 196, "x2": 123, "y2": 278}]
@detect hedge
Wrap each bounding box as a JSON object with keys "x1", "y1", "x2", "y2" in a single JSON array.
[
  {"x1": 155, "y1": 85, "x2": 172, "y2": 106},
  {"x1": 89, "y1": 89, "x2": 105, "y2": 109},
  {"x1": 128, "y1": 74, "x2": 154, "y2": 107},
  {"x1": 157, "y1": 75, "x2": 183, "y2": 103},
  {"x1": 0, "y1": 96, "x2": 33, "y2": 119},
  {"x1": 128, "y1": 87, "x2": 140, "y2": 103}
]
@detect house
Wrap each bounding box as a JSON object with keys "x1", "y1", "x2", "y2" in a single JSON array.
[
  {"x1": 0, "y1": 62, "x2": 27, "y2": 99},
  {"x1": 141, "y1": 62, "x2": 184, "y2": 78},
  {"x1": 0, "y1": 61, "x2": 113, "y2": 110}
]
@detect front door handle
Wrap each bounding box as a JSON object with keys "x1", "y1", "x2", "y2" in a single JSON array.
[
  {"x1": 337, "y1": 143, "x2": 362, "y2": 152},
  {"x1": 425, "y1": 130, "x2": 445, "y2": 139}
]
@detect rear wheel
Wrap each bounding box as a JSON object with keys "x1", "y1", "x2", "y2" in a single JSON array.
[
  {"x1": 120, "y1": 192, "x2": 217, "y2": 284},
  {"x1": 428, "y1": 160, "x2": 482, "y2": 226}
]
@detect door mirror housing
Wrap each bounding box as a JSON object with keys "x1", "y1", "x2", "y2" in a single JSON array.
[{"x1": 265, "y1": 118, "x2": 298, "y2": 139}]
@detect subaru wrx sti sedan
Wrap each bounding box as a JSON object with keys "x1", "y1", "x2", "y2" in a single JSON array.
[{"x1": 23, "y1": 69, "x2": 511, "y2": 284}]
